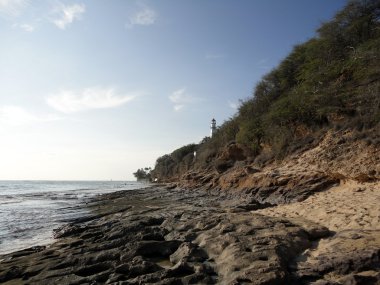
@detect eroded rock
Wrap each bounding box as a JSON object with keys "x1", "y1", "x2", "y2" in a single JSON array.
[{"x1": 0, "y1": 186, "x2": 378, "y2": 285}]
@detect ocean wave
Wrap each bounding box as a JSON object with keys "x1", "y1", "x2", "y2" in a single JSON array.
[{"x1": 0, "y1": 180, "x2": 145, "y2": 254}]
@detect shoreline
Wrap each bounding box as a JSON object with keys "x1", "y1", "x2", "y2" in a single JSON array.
[
  {"x1": 0, "y1": 181, "x2": 150, "y2": 256},
  {"x1": 1, "y1": 183, "x2": 379, "y2": 284}
]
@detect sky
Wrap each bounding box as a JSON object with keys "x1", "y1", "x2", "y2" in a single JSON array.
[{"x1": 0, "y1": 0, "x2": 347, "y2": 181}]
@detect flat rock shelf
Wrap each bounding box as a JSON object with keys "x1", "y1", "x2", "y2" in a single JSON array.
[{"x1": 0, "y1": 185, "x2": 379, "y2": 284}]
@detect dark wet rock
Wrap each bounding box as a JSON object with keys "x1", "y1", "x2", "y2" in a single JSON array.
[
  {"x1": 192, "y1": 214, "x2": 313, "y2": 284},
  {"x1": 169, "y1": 242, "x2": 208, "y2": 264},
  {"x1": 293, "y1": 230, "x2": 380, "y2": 285},
  {"x1": 135, "y1": 240, "x2": 182, "y2": 258},
  {"x1": 245, "y1": 172, "x2": 339, "y2": 205},
  {"x1": 0, "y1": 187, "x2": 377, "y2": 285},
  {"x1": 165, "y1": 183, "x2": 177, "y2": 190},
  {"x1": 115, "y1": 256, "x2": 162, "y2": 278},
  {"x1": 74, "y1": 262, "x2": 113, "y2": 277},
  {"x1": 0, "y1": 266, "x2": 24, "y2": 283},
  {"x1": 9, "y1": 246, "x2": 46, "y2": 258},
  {"x1": 337, "y1": 272, "x2": 380, "y2": 285},
  {"x1": 283, "y1": 218, "x2": 332, "y2": 240},
  {"x1": 53, "y1": 224, "x2": 88, "y2": 238},
  {"x1": 230, "y1": 200, "x2": 273, "y2": 212},
  {"x1": 297, "y1": 247, "x2": 380, "y2": 278}
]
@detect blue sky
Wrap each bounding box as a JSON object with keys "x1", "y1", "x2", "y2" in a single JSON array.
[{"x1": 0, "y1": 0, "x2": 347, "y2": 180}]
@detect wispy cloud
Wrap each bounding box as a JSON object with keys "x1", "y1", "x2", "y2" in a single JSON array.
[
  {"x1": 51, "y1": 3, "x2": 85, "y2": 30},
  {"x1": 0, "y1": 105, "x2": 60, "y2": 126},
  {"x1": 13, "y1": 22, "x2": 35, "y2": 32},
  {"x1": 46, "y1": 87, "x2": 139, "y2": 113},
  {"x1": 169, "y1": 88, "x2": 199, "y2": 112},
  {"x1": 127, "y1": 4, "x2": 157, "y2": 28},
  {"x1": 0, "y1": 0, "x2": 28, "y2": 17},
  {"x1": 228, "y1": 100, "x2": 239, "y2": 110},
  {"x1": 173, "y1": 104, "x2": 184, "y2": 112},
  {"x1": 19, "y1": 23, "x2": 34, "y2": 31}
]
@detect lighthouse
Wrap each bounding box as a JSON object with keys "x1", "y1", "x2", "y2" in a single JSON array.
[{"x1": 210, "y1": 118, "x2": 216, "y2": 137}]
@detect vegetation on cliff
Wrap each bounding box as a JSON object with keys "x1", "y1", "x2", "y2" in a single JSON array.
[
  {"x1": 133, "y1": 167, "x2": 152, "y2": 181},
  {"x1": 150, "y1": 0, "x2": 380, "y2": 181}
]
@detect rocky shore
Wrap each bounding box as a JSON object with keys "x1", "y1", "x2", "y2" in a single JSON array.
[{"x1": 1, "y1": 176, "x2": 379, "y2": 284}]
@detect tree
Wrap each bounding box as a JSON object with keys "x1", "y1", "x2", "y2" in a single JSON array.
[{"x1": 133, "y1": 167, "x2": 152, "y2": 181}]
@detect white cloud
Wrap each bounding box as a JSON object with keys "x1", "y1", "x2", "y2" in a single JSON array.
[
  {"x1": 127, "y1": 5, "x2": 157, "y2": 28},
  {"x1": 173, "y1": 105, "x2": 184, "y2": 112},
  {"x1": 13, "y1": 22, "x2": 35, "y2": 32},
  {"x1": 169, "y1": 88, "x2": 187, "y2": 103},
  {"x1": 46, "y1": 87, "x2": 139, "y2": 113},
  {"x1": 0, "y1": 105, "x2": 60, "y2": 126},
  {"x1": 169, "y1": 88, "x2": 198, "y2": 112},
  {"x1": 0, "y1": 0, "x2": 28, "y2": 17},
  {"x1": 19, "y1": 23, "x2": 34, "y2": 31},
  {"x1": 228, "y1": 101, "x2": 239, "y2": 110},
  {"x1": 52, "y1": 3, "x2": 85, "y2": 30}
]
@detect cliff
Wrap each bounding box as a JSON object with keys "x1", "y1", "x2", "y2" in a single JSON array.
[
  {"x1": 174, "y1": 128, "x2": 379, "y2": 200},
  {"x1": 147, "y1": 1, "x2": 380, "y2": 283},
  {"x1": 152, "y1": 0, "x2": 380, "y2": 186}
]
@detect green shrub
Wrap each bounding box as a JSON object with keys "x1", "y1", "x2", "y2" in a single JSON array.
[
  {"x1": 171, "y1": 144, "x2": 198, "y2": 163},
  {"x1": 236, "y1": 119, "x2": 263, "y2": 154},
  {"x1": 152, "y1": 0, "x2": 380, "y2": 179}
]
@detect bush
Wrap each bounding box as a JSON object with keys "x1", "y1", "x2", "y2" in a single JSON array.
[
  {"x1": 133, "y1": 167, "x2": 152, "y2": 181},
  {"x1": 171, "y1": 144, "x2": 198, "y2": 163},
  {"x1": 236, "y1": 119, "x2": 263, "y2": 154},
  {"x1": 152, "y1": 0, "x2": 380, "y2": 180}
]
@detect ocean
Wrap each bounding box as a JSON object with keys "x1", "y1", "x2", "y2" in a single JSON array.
[{"x1": 0, "y1": 180, "x2": 148, "y2": 255}]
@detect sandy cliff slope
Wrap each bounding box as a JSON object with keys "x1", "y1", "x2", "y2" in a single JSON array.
[{"x1": 175, "y1": 129, "x2": 380, "y2": 284}]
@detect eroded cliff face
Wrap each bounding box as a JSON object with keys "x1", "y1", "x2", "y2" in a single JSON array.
[
  {"x1": 173, "y1": 129, "x2": 379, "y2": 204},
  {"x1": 167, "y1": 129, "x2": 380, "y2": 284}
]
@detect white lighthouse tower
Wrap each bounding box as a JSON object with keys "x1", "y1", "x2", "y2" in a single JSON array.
[{"x1": 210, "y1": 118, "x2": 216, "y2": 137}]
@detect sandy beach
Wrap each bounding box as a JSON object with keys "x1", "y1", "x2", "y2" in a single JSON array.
[{"x1": 256, "y1": 180, "x2": 380, "y2": 232}]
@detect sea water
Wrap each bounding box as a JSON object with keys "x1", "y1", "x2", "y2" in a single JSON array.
[{"x1": 0, "y1": 180, "x2": 147, "y2": 255}]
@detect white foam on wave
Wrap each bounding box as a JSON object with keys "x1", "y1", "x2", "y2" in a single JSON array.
[{"x1": 0, "y1": 180, "x2": 147, "y2": 255}]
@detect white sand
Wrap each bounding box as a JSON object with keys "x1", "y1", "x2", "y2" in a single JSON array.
[{"x1": 255, "y1": 180, "x2": 380, "y2": 232}]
